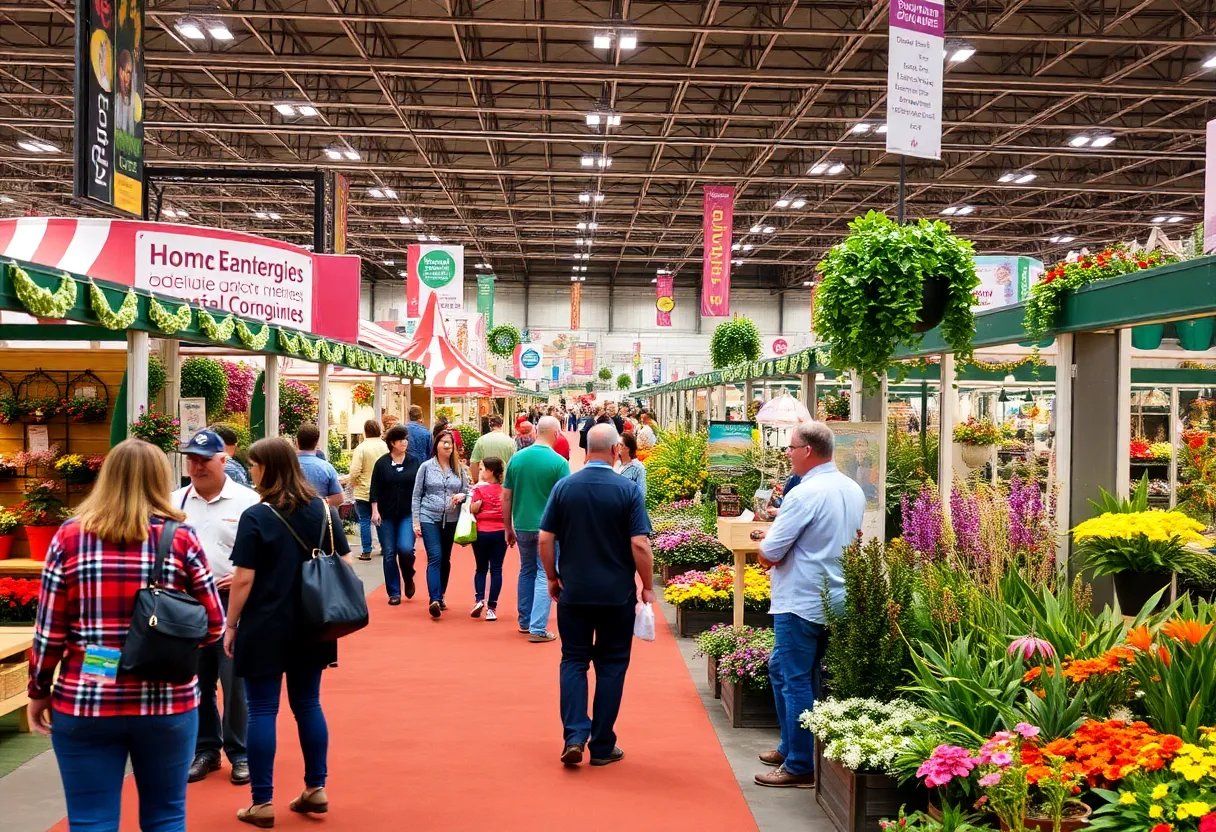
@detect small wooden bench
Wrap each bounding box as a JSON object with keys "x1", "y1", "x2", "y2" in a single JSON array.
[{"x1": 0, "y1": 559, "x2": 43, "y2": 579}]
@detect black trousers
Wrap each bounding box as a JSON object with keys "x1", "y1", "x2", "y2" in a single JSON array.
[{"x1": 556, "y1": 602, "x2": 635, "y2": 757}]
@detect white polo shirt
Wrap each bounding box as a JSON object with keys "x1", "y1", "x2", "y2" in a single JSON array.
[{"x1": 171, "y1": 475, "x2": 261, "y2": 579}]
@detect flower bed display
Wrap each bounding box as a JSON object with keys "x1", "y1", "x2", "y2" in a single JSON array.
[
  {"x1": 663, "y1": 565, "x2": 771, "y2": 636},
  {"x1": 0, "y1": 577, "x2": 38, "y2": 623},
  {"x1": 716, "y1": 627, "x2": 777, "y2": 727},
  {"x1": 0, "y1": 508, "x2": 19, "y2": 560},
  {"x1": 54, "y1": 453, "x2": 104, "y2": 485},
  {"x1": 652, "y1": 529, "x2": 732, "y2": 582},
  {"x1": 694, "y1": 624, "x2": 762, "y2": 698}
]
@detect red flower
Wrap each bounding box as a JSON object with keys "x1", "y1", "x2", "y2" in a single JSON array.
[
  {"x1": 1137, "y1": 261, "x2": 1148, "y2": 269},
  {"x1": 1153, "y1": 824, "x2": 1173, "y2": 832},
  {"x1": 1198, "y1": 813, "x2": 1216, "y2": 832},
  {"x1": 1081, "y1": 261, "x2": 1093, "y2": 269},
  {"x1": 1043, "y1": 274, "x2": 1056, "y2": 284}
]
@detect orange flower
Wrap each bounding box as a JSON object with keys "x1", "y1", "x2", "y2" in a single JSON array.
[
  {"x1": 1158, "y1": 646, "x2": 1172, "y2": 667},
  {"x1": 1161, "y1": 619, "x2": 1213, "y2": 647},
  {"x1": 1023, "y1": 666, "x2": 1043, "y2": 683},
  {"x1": 1126, "y1": 625, "x2": 1154, "y2": 652}
]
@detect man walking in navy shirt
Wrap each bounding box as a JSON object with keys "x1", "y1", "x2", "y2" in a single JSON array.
[
  {"x1": 405, "y1": 405, "x2": 433, "y2": 465},
  {"x1": 539, "y1": 423, "x2": 655, "y2": 768}
]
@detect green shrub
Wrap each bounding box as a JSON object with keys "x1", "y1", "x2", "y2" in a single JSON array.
[
  {"x1": 211, "y1": 421, "x2": 252, "y2": 462},
  {"x1": 598, "y1": 367, "x2": 613, "y2": 381},
  {"x1": 148, "y1": 355, "x2": 167, "y2": 400},
  {"x1": 278, "y1": 379, "x2": 318, "y2": 437},
  {"x1": 710, "y1": 317, "x2": 761, "y2": 368},
  {"x1": 180, "y1": 357, "x2": 229, "y2": 419}
]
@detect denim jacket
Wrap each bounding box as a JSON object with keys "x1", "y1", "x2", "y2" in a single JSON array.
[{"x1": 411, "y1": 458, "x2": 470, "y2": 525}]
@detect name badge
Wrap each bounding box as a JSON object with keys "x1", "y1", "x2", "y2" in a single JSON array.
[{"x1": 81, "y1": 644, "x2": 122, "y2": 685}]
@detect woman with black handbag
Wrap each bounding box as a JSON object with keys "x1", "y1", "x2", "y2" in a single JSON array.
[
  {"x1": 223, "y1": 438, "x2": 353, "y2": 828},
  {"x1": 26, "y1": 438, "x2": 225, "y2": 831}
]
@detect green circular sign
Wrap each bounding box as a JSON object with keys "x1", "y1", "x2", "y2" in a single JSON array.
[{"x1": 418, "y1": 250, "x2": 457, "y2": 289}]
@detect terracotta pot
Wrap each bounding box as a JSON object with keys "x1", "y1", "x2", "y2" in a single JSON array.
[
  {"x1": 960, "y1": 444, "x2": 992, "y2": 468},
  {"x1": 0, "y1": 534, "x2": 12, "y2": 560},
  {"x1": 23, "y1": 524, "x2": 58, "y2": 562},
  {"x1": 1001, "y1": 802, "x2": 1093, "y2": 832}
]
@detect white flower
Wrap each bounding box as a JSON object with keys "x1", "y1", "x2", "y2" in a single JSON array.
[{"x1": 800, "y1": 697, "x2": 926, "y2": 774}]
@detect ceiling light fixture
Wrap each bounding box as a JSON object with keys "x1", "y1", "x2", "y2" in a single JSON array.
[
  {"x1": 0, "y1": 196, "x2": 13, "y2": 204},
  {"x1": 17, "y1": 140, "x2": 57, "y2": 153},
  {"x1": 174, "y1": 19, "x2": 205, "y2": 39},
  {"x1": 875, "y1": 124, "x2": 889, "y2": 134},
  {"x1": 370, "y1": 188, "x2": 385, "y2": 198},
  {"x1": 297, "y1": 105, "x2": 318, "y2": 117},
  {"x1": 593, "y1": 31, "x2": 612, "y2": 49},
  {"x1": 1068, "y1": 135, "x2": 1091, "y2": 147},
  {"x1": 576, "y1": 222, "x2": 588, "y2": 230},
  {"x1": 343, "y1": 149, "x2": 360, "y2": 161},
  {"x1": 268, "y1": 212, "x2": 282, "y2": 220},
  {"x1": 763, "y1": 226, "x2": 775, "y2": 234},
  {"x1": 383, "y1": 259, "x2": 396, "y2": 265},
  {"x1": 1016, "y1": 173, "x2": 1037, "y2": 184},
  {"x1": 580, "y1": 155, "x2": 594, "y2": 167},
  {"x1": 1205, "y1": 55, "x2": 1216, "y2": 69},
  {"x1": 207, "y1": 22, "x2": 234, "y2": 41},
  {"x1": 417, "y1": 233, "x2": 428, "y2": 241},
  {"x1": 429, "y1": 234, "x2": 441, "y2": 242},
  {"x1": 942, "y1": 205, "x2": 974, "y2": 215},
  {"x1": 324, "y1": 148, "x2": 344, "y2": 160},
  {"x1": 1048, "y1": 235, "x2": 1076, "y2": 244},
  {"x1": 851, "y1": 123, "x2": 872, "y2": 133},
  {"x1": 619, "y1": 31, "x2": 638, "y2": 50},
  {"x1": 1151, "y1": 216, "x2": 1167, "y2": 223},
  {"x1": 657, "y1": 268, "x2": 671, "y2": 275},
  {"x1": 791, "y1": 199, "x2": 807, "y2": 209},
  {"x1": 397, "y1": 215, "x2": 411, "y2": 224},
  {"x1": 731, "y1": 243, "x2": 742, "y2": 251},
  {"x1": 1069, "y1": 132, "x2": 1115, "y2": 149},
  {"x1": 802, "y1": 281, "x2": 813, "y2": 287},
  {"x1": 750, "y1": 225, "x2": 762, "y2": 233},
  {"x1": 398, "y1": 270, "x2": 409, "y2": 277},
  {"x1": 945, "y1": 38, "x2": 976, "y2": 63},
  {"x1": 731, "y1": 258, "x2": 743, "y2": 265},
  {"x1": 412, "y1": 217, "x2": 424, "y2": 225},
  {"x1": 254, "y1": 211, "x2": 269, "y2": 219},
  {"x1": 274, "y1": 103, "x2": 297, "y2": 116},
  {"x1": 775, "y1": 199, "x2": 791, "y2": 208},
  {"x1": 827, "y1": 163, "x2": 846, "y2": 175},
  {"x1": 1091, "y1": 134, "x2": 1116, "y2": 148},
  {"x1": 742, "y1": 244, "x2": 754, "y2": 251},
  {"x1": 809, "y1": 163, "x2": 829, "y2": 175},
  {"x1": 574, "y1": 238, "x2": 585, "y2": 245},
  {"x1": 161, "y1": 208, "x2": 177, "y2": 218},
  {"x1": 956, "y1": 205, "x2": 975, "y2": 215},
  {"x1": 1168, "y1": 216, "x2": 1184, "y2": 223}
]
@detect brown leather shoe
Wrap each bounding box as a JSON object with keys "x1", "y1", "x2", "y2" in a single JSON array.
[
  {"x1": 758, "y1": 750, "x2": 786, "y2": 767},
  {"x1": 755, "y1": 764, "x2": 816, "y2": 788},
  {"x1": 290, "y1": 787, "x2": 328, "y2": 815},
  {"x1": 560, "y1": 744, "x2": 585, "y2": 766},
  {"x1": 236, "y1": 802, "x2": 275, "y2": 827}
]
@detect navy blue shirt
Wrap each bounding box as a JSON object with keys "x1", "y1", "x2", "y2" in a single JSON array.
[
  {"x1": 405, "y1": 420, "x2": 433, "y2": 465},
  {"x1": 540, "y1": 461, "x2": 651, "y2": 606}
]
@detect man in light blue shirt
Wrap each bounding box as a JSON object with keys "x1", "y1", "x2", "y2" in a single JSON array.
[
  {"x1": 295, "y1": 424, "x2": 345, "y2": 507},
  {"x1": 753, "y1": 421, "x2": 864, "y2": 789}
]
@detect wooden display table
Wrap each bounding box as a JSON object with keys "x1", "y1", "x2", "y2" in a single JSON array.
[
  {"x1": 716, "y1": 517, "x2": 771, "y2": 628},
  {"x1": 0, "y1": 559, "x2": 44, "y2": 578},
  {"x1": 0, "y1": 627, "x2": 34, "y2": 731}
]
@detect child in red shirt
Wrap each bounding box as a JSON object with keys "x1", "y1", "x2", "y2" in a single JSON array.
[{"x1": 468, "y1": 457, "x2": 507, "y2": 620}]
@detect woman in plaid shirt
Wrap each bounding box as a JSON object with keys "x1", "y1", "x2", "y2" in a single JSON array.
[{"x1": 27, "y1": 438, "x2": 225, "y2": 831}]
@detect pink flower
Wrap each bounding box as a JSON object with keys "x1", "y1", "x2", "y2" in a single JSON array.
[
  {"x1": 991, "y1": 751, "x2": 1012, "y2": 767},
  {"x1": 1014, "y1": 722, "x2": 1040, "y2": 739},
  {"x1": 916, "y1": 745, "x2": 977, "y2": 788},
  {"x1": 978, "y1": 772, "x2": 1002, "y2": 787},
  {"x1": 1008, "y1": 635, "x2": 1056, "y2": 661}
]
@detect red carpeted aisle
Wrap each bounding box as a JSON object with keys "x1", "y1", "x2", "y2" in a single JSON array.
[{"x1": 53, "y1": 433, "x2": 758, "y2": 831}]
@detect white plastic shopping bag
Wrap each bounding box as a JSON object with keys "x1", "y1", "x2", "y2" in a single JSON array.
[{"x1": 633, "y1": 602, "x2": 656, "y2": 641}]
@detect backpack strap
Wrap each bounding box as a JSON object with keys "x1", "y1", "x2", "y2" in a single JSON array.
[{"x1": 151, "y1": 519, "x2": 180, "y2": 588}]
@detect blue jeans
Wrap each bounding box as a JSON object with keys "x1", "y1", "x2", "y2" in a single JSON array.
[
  {"x1": 354, "y1": 499, "x2": 374, "y2": 555},
  {"x1": 471, "y1": 530, "x2": 507, "y2": 607},
  {"x1": 244, "y1": 669, "x2": 328, "y2": 806},
  {"x1": 557, "y1": 602, "x2": 634, "y2": 757},
  {"x1": 51, "y1": 708, "x2": 198, "y2": 832},
  {"x1": 376, "y1": 515, "x2": 416, "y2": 598},
  {"x1": 770, "y1": 612, "x2": 827, "y2": 775},
  {"x1": 420, "y1": 521, "x2": 456, "y2": 603},
  {"x1": 515, "y1": 531, "x2": 553, "y2": 635}
]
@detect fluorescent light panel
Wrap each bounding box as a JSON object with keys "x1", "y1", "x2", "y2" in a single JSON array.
[
  {"x1": 207, "y1": 23, "x2": 233, "y2": 40},
  {"x1": 174, "y1": 20, "x2": 205, "y2": 39},
  {"x1": 618, "y1": 31, "x2": 638, "y2": 50}
]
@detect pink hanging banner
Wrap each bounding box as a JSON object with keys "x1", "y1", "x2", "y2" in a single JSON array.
[
  {"x1": 701, "y1": 185, "x2": 734, "y2": 316},
  {"x1": 655, "y1": 275, "x2": 674, "y2": 326}
]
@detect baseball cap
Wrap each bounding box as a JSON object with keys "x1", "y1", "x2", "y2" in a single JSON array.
[{"x1": 180, "y1": 429, "x2": 225, "y2": 458}]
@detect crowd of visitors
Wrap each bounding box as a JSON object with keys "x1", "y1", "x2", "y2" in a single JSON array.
[{"x1": 25, "y1": 392, "x2": 857, "y2": 827}]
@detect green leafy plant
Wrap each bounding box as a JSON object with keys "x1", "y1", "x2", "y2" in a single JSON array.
[
  {"x1": 14, "y1": 479, "x2": 69, "y2": 526},
  {"x1": 211, "y1": 421, "x2": 252, "y2": 461},
  {"x1": 148, "y1": 355, "x2": 167, "y2": 400},
  {"x1": 1123, "y1": 601, "x2": 1216, "y2": 740},
  {"x1": 598, "y1": 367, "x2": 613, "y2": 381},
  {"x1": 487, "y1": 324, "x2": 521, "y2": 357},
  {"x1": 0, "y1": 507, "x2": 20, "y2": 536},
  {"x1": 179, "y1": 357, "x2": 229, "y2": 420},
  {"x1": 641, "y1": 427, "x2": 708, "y2": 508},
  {"x1": 814, "y1": 210, "x2": 979, "y2": 389},
  {"x1": 454, "y1": 424, "x2": 480, "y2": 459},
  {"x1": 616, "y1": 372, "x2": 632, "y2": 390},
  {"x1": 0, "y1": 394, "x2": 20, "y2": 425},
  {"x1": 62, "y1": 395, "x2": 108, "y2": 422},
  {"x1": 709, "y1": 316, "x2": 762, "y2": 369},
  {"x1": 327, "y1": 429, "x2": 343, "y2": 464},
  {"x1": 130, "y1": 409, "x2": 181, "y2": 454}
]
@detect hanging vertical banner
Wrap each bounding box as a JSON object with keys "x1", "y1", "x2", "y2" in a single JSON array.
[
  {"x1": 632, "y1": 341, "x2": 642, "y2": 368},
  {"x1": 701, "y1": 185, "x2": 734, "y2": 316},
  {"x1": 570, "y1": 282, "x2": 582, "y2": 330},
  {"x1": 406, "y1": 244, "x2": 465, "y2": 318},
  {"x1": 476, "y1": 274, "x2": 496, "y2": 329},
  {"x1": 1206, "y1": 119, "x2": 1216, "y2": 255},
  {"x1": 571, "y1": 343, "x2": 597, "y2": 376},
  {"x1": 74, "y1": 0, "x2": 145, "y2": 215},
  {"x1": 651, "y1": 357, "x2": 663, "y2": 384},
  {"x1": 333, "y1": 174, "x2": 350, "y2": 254},
  {"x1": 885, "y1": 0, "x2": 945, "y2": 161},
  {"x1": 656, "y1": 275, "x2": 674, "y2": 326}
]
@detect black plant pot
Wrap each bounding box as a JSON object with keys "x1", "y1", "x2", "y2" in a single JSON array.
[
  {"x1": 911, "y1": 274, "x2": 948, "y2": 334},
  {"x1": 1113, "y1": 570, "x2": 1172, "y2": 613}
]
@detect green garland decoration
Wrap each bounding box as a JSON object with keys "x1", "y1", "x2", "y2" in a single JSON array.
[
  {"x1": 148, "y1": 297, "x2": 193, "y2": 334},
  {"x1": 278, "y1": 329, "x2": 301, "y2": 354},
  {"x1": 487, "y1": 324, "x2": 521, "y2": 357},
  {"x1": 370, "y1": 353, "x2": 385, "y2": 374},
  {"x1": 320, "y1": 341, "x2": 344, "y2": 364},
  {"x1": 297, "y1": 334, "x2": 319, "y2": 361},
  {"x1": 234, "y1": 320, "x2": 270, "y2": 351},
  {"x1": 11, "y1": 266, "x2": 77, "y2": 318},
  {"x1": 88, "y1": 280, "x2": 139, "y2": 330},
  {"x1": 198, "y1": 308, "x2": 237, "y2": 341},
  {"x1": 959, "y1": 354, "x2": 1044, "y2": 373}
]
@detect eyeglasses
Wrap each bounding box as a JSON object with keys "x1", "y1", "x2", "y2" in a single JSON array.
[{"x1": 787, "y1": 443, "x2": 808, "y2": 450}]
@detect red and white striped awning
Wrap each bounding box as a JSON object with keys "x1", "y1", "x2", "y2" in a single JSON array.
[
  {"x1": 358, "y1": 320, "x2": 415, "y2": 355},
  {"x1": 400, "y1": 294, "x2": 514, "y2": 396}
]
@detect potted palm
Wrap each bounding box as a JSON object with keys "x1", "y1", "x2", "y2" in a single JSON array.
[{"x1": 814, "y1": 211, "x2": 979, "y2": 390}]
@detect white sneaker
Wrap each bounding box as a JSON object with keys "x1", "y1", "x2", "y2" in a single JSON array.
[
  {"x1": 486, "y1": 608, "x2": 498, "y2": 621},
  {"x1": 471, "y1": 601, "x2": 485, "y2": 618}
]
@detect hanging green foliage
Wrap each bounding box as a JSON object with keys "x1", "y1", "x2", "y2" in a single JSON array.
[
  {"x1": 148, "y1": 355, "x2": 167, "y2": 400},
  {"x1": 487, "y1": 324, "x2": 521, "y2": 357},
  {"x1": 148, "y1": 297, "x2": 193, "y2": 334},
  {"x1": 10, "y1": 266, "x2": 77, "y2": 319},
  {"x1": 598, "y1": 367, "x2": 613, "y2": 381},
  {"x1": 616, "y1": 372, "x2": 632, "y2": 390},
  {"x1": 180, "y1": 357, "x2": 230, "y2": 419},
  {"x1": 234, "y1": 320, "x2": 271, "y2": 351},
  {"x1": 88, "y1": 281, "x2": 139, "y2": 330},
  {"x1": 198, "y1": 308, "x2": 237, "y2": 341},
  {"x1": 709, "y1": 316, "x2": 762, "y2": 369}
]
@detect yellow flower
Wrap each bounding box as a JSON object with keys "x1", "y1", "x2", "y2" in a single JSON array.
[
  {"x1": 1152, "y1": 784, "x2": 1169, "y2": 800},
  {"x1": 1119, "y1": 792, "x2": 1136, "y2": 805},
  {"x1": 1178, "y1": 801, "x2": 1210, "y2": 819},
  {"x1": 1148, "y1": 805, "x2": 1164, "y2": 819}
]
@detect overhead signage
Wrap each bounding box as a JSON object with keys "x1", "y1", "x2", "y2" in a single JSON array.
[
  {"x1": 1207, "y1": 120, "x2": 1216, "y2": 255},
  {"x1": 570, "y1": 281, "x2": 582, "y2": 330},
  {"x1": 476, "y1": 274, "x2": 495, "y2": 329},
  {"x1": 972, "y1": 256, "x2": 1044, "y2": 310},
  {"x1": 135, "y1": 230, "x2": 313, "y2": 330},
  {"x1": 885, "y1": 0, "x2": 945, "y2": 161},
  {"x1": 571, "y1": 342, "x2": 596, "y2": 376},
  {"x1": 406, "y1": 244, "x2": 464, "y2": 319},
  {"x1": 656, "y1": 275, "x2": 674, "y2": 326},
  {"x1": 74, "y1": 0, "x2": 145, "y2": 215},
  {"x1": 651, "y1": 357, "x2": 663, "y2": 384},
  {"x1": 701, "y1": 185, "x2": 734, "y2": 316},
  {"x1": 333, "y1": 173, "x2": 349, "y2": 254}
]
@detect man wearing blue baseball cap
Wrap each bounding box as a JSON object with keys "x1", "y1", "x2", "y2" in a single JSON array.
[{"x1": 171, "y1": 429, "x2": 260, "y2": 787}]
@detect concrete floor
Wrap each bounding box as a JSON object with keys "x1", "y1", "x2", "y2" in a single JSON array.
[{"x1": 0, "y1": 555, "x2": 831, "y2": 832}]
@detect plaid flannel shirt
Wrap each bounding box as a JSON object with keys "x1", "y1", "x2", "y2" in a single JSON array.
[{"x1": 28, "y1": 517, "x2": 225, "y2": 717}]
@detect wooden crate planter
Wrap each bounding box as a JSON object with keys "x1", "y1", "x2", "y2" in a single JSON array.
[
  {"x1": 706, "y1": 654, "x2": 722, "y2": 698},
  {"x1": 816, "y1": 748, "x2": 925, "y2": 832},
  {"x1": 719, "y1": 678, "x2": 778, "y2": 728},
  {"x1": 0, "y1": 659, "x2": 28, "y2": 700},
  {"x1": 675, "y1": 606, "x2": 770, "y2": 638},
  {"x1": 659, "y1": 561, "x2": 724, "y2": 585}
]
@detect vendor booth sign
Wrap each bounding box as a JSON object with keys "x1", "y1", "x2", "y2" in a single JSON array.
[
  {"x1": 407, "y1": 244, "x2": 464, "y2": 319},
  {"x1": 972, "y1": 256, "x2": 1044, "y2": 310},
  {"x1": 708, "y1": 421, "x2": 753, "y2": 474}
]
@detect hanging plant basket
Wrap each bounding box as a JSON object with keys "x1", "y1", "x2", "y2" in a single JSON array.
[
  {"x1": 64, "y1": 370, "x2": 112, "y2": 423},
  {"x1": 16, "y1": 370, "x2": 63, "y2": 423},
  {"x1": 911, "y1": 274, "x2": 948, "y2": 333},
  {"x1": 960, "y1": 444, "x2": 992, "y2": 469},
  {"x1": 487, "y1": 324, "x2": 521, "y2": 357},
  {"x1": 0, "y1": 375, "x2": 18, "y2": 425}
]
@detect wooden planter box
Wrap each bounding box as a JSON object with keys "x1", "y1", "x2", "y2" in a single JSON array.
[
  {"x1": 675, "y1": 606, "x2": 770, "y2": 638},
  {"x1": 706, "y1": 654, "x2": 722, "y2": 698},
  {"x1": 720, "y1": 677, "x2": 778, "y2": 728},
  {"x1": 816, "y1": 748, "x2": 925, "y2": 832}
]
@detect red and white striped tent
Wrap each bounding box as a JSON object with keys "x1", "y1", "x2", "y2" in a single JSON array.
[{"x1": 398, "y1": 294, "x2": 514, "y2": 397}]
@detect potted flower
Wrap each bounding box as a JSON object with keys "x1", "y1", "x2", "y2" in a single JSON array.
[
  {"x1": 953, "y1": 418, "x2": 1002, "y2": 468},
  {"x1": 716, "y1": 627, "x2": 777, "y2": 727},
  {"x1": 14, "y1": 446, "x2": 60, "y2": 473},
  {"x1": 0, "y1": 578, "x2": 38, "y2": 623},
  {"x1": 19, "y1": 395, "x2": 61, "y2": 424},
  {"x1": 0, "y1": 508, "x2": 19, "y2": 560},
  {"x1": 814, "y1": 210, "x2": 979, "y2": 390},
  {"x1": 62, "y1": 394, "x2": 109, "y2": 423},
  {"x1": 351, "y1": 382, "x2": 374, "y2": 408},
  {"x1": 803, "y1": 698, "x2": 928, "y2": 832},
  {"x1": 0, "y1": 393, "x2": 18, "y2": 425},
  {"x1": 54, "y1": 453, "x2": 104, "y2": 485},
  {"x1": 694, "y1": 624, "x2": 759, "y2": 698},
  {"x1": 129, "y1": 408, "x2": 182, "y2": 454},
  {"x1": 662, "y1": 564, "x2": 771, "y2": 637},
  {"x1": 652, "y1": 529, "x2": 732, "y2": 583},
  {"x1": 14, "y1": 479, "x2": 68, "y2": 562}
]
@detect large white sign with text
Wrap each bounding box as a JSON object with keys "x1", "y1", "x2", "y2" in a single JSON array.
[{"x1": 886, "y1": 0, "x2": 945, "y2": 161}]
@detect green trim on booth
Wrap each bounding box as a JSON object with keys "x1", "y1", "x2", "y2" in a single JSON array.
[{"x1": 0, "y1": 324, "x2": 127, "y2": 341}]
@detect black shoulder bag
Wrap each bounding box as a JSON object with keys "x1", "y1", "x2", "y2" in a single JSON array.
[
  {"x1": 269, "y1": 501, "x2": 369, "y2": 641},
  {"x1": 119, "y1": 520, "x2": 211, "y2": 684}
]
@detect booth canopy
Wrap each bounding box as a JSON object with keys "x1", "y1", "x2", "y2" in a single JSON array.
[{"x1": 399, "y1": 294, "x2": 515, "y2": 396}]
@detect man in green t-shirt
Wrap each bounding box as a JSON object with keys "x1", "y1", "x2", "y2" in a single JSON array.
[
  {"x1": 503, "y1": 415, "x2": 570, "y2": 642},
  {"x1": 469, "y1": 415, "x2": 516, "y2": 483}
]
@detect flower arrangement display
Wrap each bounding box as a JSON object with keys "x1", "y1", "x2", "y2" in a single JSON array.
[
  {"x1": 641, "y1": 427, "x2": 708, "y2": 509},
  {"x1": 651, "y1": 529, "x2": 732, "y2": 568},
  {"x1": 801, "y1": 698, "x2": 927, "y2": 774},
  {"x1": 54, "y1": 453, "x2": 104, "y2": 484},
  {"x1": 351, "y1": 382, "x2": 375, "y2": 408},
  {"x1": 219, "y1": 359, "x2": 256, "y2": 414},
  {"x1": 62, "y1": 395, "x2": 108, "y2": 422},
  {"x1": 650, "y1": 498, "x2": 717, "y2": 536},
  {"x1": 14, "y1": 480, "x2": 68, "y2": 526},
  {"x1": 1130, "y1": 439, "x2": 1154, "y2": 461},
  {"x1": 179, "y1": 356, "x2": 229, "y2": 420},
  {"x1": 694, "y1": 624, "x2": 761, "y2": 662},
  {"x1": 19, "y1": 396, "x2": 61, "y2": 423},
  {"x1": 823, "y1": 391, "x2": 851, "y2": 421},
  {"x1": 0, "y1": 508, "x2": 19, "y2": 536},
  {"x1": 715, "y1": 627, "x2": 775, "y2": 691},
  {"x1": 0, "y1": 393, "x2": 19, "y2": 425},
  {"x1": 1072, "y1": 508, "x2": 1209, "y2": 579},
  {"x1": 130, "y1": 409, "x2": 181, "y2": 454},
  {"x1": 14, "y1": 445, "x2": 60, "y2": 472},
  {"x1": 1150, "y1": 443, "x2": 1173, "y2": 462},
  {"x1": 1091, "y1": 728, "x2": 1216, "y2": 832},
  {"x1": 953, "y1": 418, "x2": 1002, "y2": 447},
  {"x1": 278, "y1": 379, "x2": 318, "y2": 436},
  {"x1": 0, "y1": 577, "x2": 38, "y2": 623},
  {"x1": 1024, "y1": 247, "x2": 1177, "y2": 341},
  {"x1": 662, "y1": 564, "x2": 770, "y2": 611}
]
